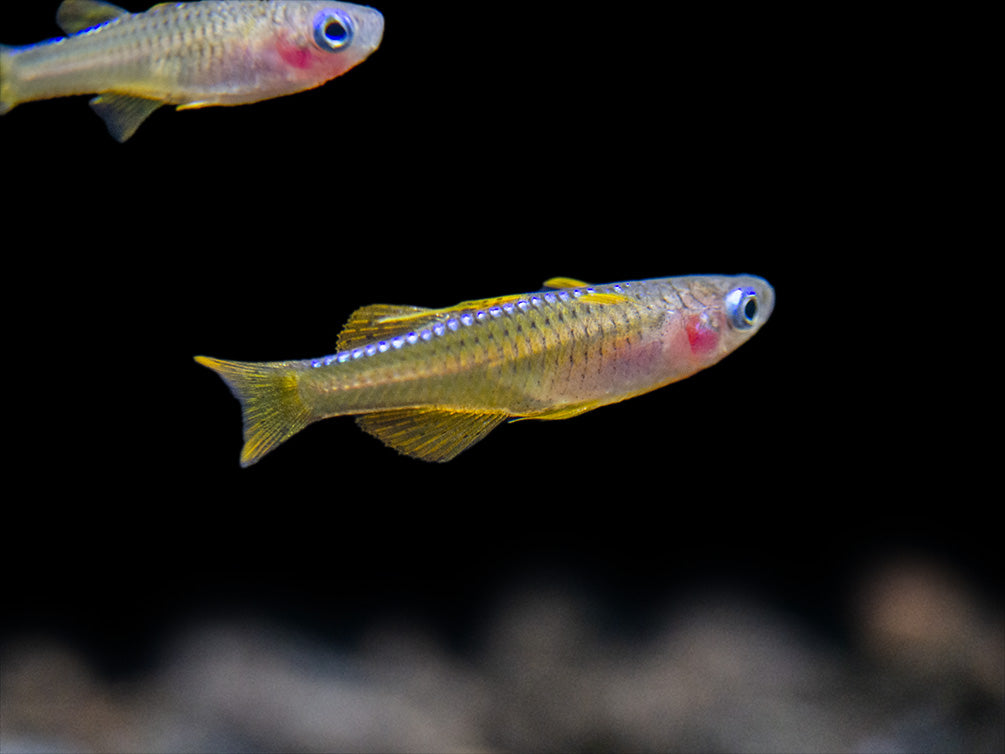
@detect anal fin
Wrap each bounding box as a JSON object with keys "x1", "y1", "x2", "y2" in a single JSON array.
[
  {"x1": 511, "y1": 400, "x2": 604, "y2": 422},
  {"x1": 356, "y1": 408, "x2": 506, "y2": 462},
  {"x1": 89, "y1": 93, "x2": 162, "y2": 142}
]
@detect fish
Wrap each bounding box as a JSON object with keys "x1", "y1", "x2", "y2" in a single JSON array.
[
  {"x1": 0, "y1": 0, "x2": 384, "y2": 141},
  {"x1": 194, "y1": 275, "x2": 775, "y2": 466}
]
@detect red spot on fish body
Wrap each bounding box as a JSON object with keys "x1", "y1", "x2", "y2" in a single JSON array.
[
  {"x1": 686, "y1": 313, "x2": 720, "y2": 356},
  {"x1": 276, "y1": 40, "x2": 316, "y2": 69}
]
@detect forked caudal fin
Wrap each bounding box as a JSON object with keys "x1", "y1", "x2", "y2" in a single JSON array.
[{"x1": 194, "y1": 356, "x2": 312, "y2": 467}]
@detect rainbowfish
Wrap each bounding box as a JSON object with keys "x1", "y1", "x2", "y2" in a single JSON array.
[
  {"x1": 0, "y1": 0, "x2": 384, "y2": 141},
  {"x1": 195, "y1": 275, "x2": 775, "y2": 466}
]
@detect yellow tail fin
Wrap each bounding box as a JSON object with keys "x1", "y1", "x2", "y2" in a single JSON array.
[{"x1": 195, "y1": 356, "x2": 312, "y2": 467}]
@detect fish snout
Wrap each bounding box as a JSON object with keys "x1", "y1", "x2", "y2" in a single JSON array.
[{"x1": 353, "y1": 5, "x2": 385, "y2": 54}]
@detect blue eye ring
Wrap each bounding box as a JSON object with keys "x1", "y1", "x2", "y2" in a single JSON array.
[
  {"x1": 314, "y1": 10, "x2": 354, "y2": 51},
  {"x1": 725, "y1": 286, "x2": 759, "y2": 329}
]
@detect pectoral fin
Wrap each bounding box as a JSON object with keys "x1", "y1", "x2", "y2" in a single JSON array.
[
  {"x1": 89, "y1": 93, "x2": 162, "y2": 142},
  {"x1": 356, "y1": 408, "x2": 507, "y2": 462}
]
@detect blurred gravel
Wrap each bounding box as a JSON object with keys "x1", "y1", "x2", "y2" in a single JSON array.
[{"x1": 2, "y1": 557, "x2": 1001, "y2": 753}]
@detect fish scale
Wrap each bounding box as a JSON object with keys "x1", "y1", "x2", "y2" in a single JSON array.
[{"x1": 195, "y1": 275, "x2": 775, "y2": 465}]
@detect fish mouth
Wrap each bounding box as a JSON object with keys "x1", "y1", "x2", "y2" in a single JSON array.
[
  {"x1": 357, "y1": 8, "x2": 385, "y2": 53},
  {"x1": 756, "y1": 277, "x2": 775, "y2": 323}
]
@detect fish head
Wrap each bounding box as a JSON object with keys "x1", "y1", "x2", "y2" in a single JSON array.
[
  {"x1": 673, "y1": 274, "x2": 775, "y2": 366},
  {"x1": 272, "y1": 2, "x2": 385, "y2": 82}
]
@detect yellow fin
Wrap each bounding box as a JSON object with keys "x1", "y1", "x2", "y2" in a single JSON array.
[
  {"x1": 194, "y1": 356, "x2": 312, "y2": 467},
  {"x1": 578, "y1": 291, "x2": 630, "y2": 305},
  {"x1": 336, "y1": 304, "x2": 434, "y2": 351},
  {"x1": 511, "y1": 401, "x2": 604, "y2": 422},
  {"x1": 542, "y1": 277, "x2": 629, "y2": 305},
  {"x1": 543, "y1": 277, "x2": 591, "y2": 289},
  {"x1": 356, "y1": 408, "x2": 507, "y2": 462},
  {"x1": 453, "y1": 293, "x2": 541, "y2": 311}
]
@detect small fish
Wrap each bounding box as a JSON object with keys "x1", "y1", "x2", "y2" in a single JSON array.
[
  {"x1": 0, "y1": 0, "x2": 384, "y2": 141},
  {"x1": 195, "y1": 275, "x2": 775, "y2": 466}
]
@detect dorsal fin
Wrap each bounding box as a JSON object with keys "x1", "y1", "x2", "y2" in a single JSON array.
[
  {"x1": 356, "y1": 408, "x2": 507, "y2": 462},
  {"x1": 336, "y1": 304, "x2": 435, "y2": 351},
  {"x1": 450, "y1": 293, "x2": 531, "y2": 311},
  {"x1": 542, "y1": 277, "x2": 630, "y2": 305},
  {"x1": 57, "y1": 0, "x2": 129, "y2": 34},
  {"x1": 543, "y1": 277, "x2": 591, "y2": 289}
]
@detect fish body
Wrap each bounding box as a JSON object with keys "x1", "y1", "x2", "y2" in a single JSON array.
[
  {"x1": 0, "y1": 0, "x2": 384, "y2": 140},
  {"x1": 196, "y1": 275, "x2": 775, "y2": 466}
]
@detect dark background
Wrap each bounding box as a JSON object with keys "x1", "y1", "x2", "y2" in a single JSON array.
[{"x1": 2, "y1": 0, "x2": 995, "y2": 710}]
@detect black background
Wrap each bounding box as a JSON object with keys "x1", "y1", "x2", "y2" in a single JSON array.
[{"x1": 2, "y1": 1, "x2": 996, "y2": 680}]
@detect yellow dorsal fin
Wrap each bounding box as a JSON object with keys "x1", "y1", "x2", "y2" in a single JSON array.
[
  {"x1": 543, "y1": 277, "x2": 591, "y2": 289},
  {"x1": 450, "y1": 293, "x2": 530, "y2": 312},
  {"x1": 580, "y1": 291, "x2": 630, "y2": 305},
  {"x1": 356, "y1": 408, "x2": 507, "y2": 462},
  {"x1": 336, "y1": 304, "x2": 434, "y2": 351},
  {"x1": 57, "y1": 0, "x2": 129, "y2": 34},
  {"x1": 542, "y1": 277, "x2": 629, "y2": 305}
]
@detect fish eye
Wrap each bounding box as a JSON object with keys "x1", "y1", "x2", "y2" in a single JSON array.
[
  {"x1": 314, "y1": 10, "x2": 354, "y2": 51},
  {"x1": 725, "y1": 286, "x2": 759, "y2": 330}
]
